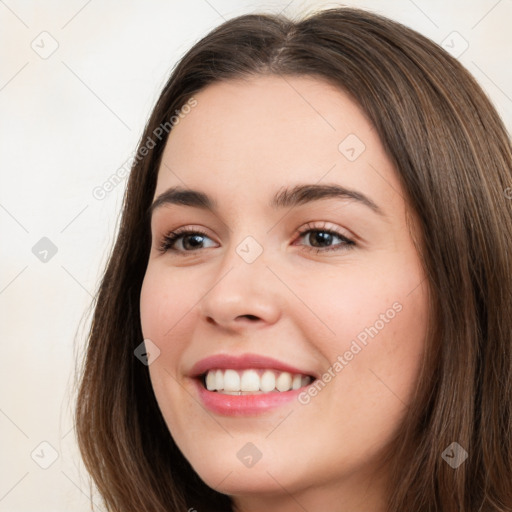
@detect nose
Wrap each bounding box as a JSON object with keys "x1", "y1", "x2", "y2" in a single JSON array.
[{"x1": 198, "y1": 247, "x2": 284, "y2": 332}]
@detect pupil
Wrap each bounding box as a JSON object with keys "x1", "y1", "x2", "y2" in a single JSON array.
[
  {"x1": 311, "y1": 231, "x2": 331, "y2": 247},
  {"x1": 184, "y1": 234, "x2": 204, "y2": 249}
]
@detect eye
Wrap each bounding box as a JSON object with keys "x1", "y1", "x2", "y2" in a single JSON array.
[
  {"x1": 157, "y1": 228, "x2": 216, "y2": 253},
  {"x1": 157, "y1": 222, "x2": 355, "y2": 255},
  {"x1": 293, "y1": 222, "x2": 355, "y2": 253}
]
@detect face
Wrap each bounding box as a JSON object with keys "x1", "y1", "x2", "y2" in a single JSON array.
[{"x1": 140, "y1": 75, "x2": 429, "y2": 510}]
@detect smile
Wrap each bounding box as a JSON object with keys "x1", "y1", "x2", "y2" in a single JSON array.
[
  {"x1": 203, "y1": 369, "x2": 313, "y2": 394},
  {"x1": 189, "y1": 353, "x2": 318, "y2": 415}
]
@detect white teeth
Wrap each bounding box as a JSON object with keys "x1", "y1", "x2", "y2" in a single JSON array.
[
  {"x1": 202, "y1": 368, "x2": 313, "y2": 394},
  {"x1": 260, "y1": 370, "x2": 276, "y2": 393},
  {"x1": 215, "y1": 369, "x2": 223, "y2": 390},
  {"x1": 240, "y1": 369, "x2": 260, "y2": 391},
  {"x1": 276, "y1": 372, "x2": 292, "y2": 391},
  {"x1": 205, "y1": 371, "x2": 216, "y2": 391},
  {"x1": 223, "y1": 369, "x2": 240, "y2": 391}
]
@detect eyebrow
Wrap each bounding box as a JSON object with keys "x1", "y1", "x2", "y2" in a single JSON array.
[{"x1": 148, "y1": 183, "x2": 384, "y2": 218}]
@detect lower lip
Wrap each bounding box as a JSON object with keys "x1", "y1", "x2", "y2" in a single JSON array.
[{"x1": 193, "y1": 378, "x2": 304, "y2": 416}]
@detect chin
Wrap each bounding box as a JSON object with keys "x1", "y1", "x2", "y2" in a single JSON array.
[
  {"x1": 199, "y1": 466, "x2": 290, "y2": 496},
  {"x1": 182, "y1": 446, "x2": 297, "y2": 495}
]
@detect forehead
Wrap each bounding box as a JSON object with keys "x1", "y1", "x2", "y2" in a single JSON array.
[{"x1": 154, "y1": 74, "x2": 402, "y2": 213}]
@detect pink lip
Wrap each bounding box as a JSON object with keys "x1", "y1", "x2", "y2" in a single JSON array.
[
  {"x1": 189, "y1": 353, "x2": 315, "y2": 378},
  {"x1": 188, "y1": 353, "x2": 316, "y2": 416},
  {"x1": 193, "y1": 379, "x2": 304, "y2": 416}
]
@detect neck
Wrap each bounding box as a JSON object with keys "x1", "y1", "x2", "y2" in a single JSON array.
[{"x1": 231, "y1": 464, "x2": 389, "y2": 512}]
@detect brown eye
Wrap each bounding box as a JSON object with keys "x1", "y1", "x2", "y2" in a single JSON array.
[
  {"x1": 158, "y1": 229, "x2": 215, "y2": 253},
  {"x1": 293, "y1": 222, "x2": 356, "y2": 254}
]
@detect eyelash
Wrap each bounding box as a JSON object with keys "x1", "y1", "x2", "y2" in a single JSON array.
[{"x1": 157, "y1": 222, "x2": 355, "y2": 255}]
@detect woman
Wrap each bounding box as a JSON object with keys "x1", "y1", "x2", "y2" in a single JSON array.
[{"x1": 75, "y1": 6, "x2": 512, "y2": 511}]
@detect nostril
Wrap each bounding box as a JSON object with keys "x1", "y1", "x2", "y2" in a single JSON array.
[{"x1": 240, "y1": 314, "x2": 259, "y2": 321}]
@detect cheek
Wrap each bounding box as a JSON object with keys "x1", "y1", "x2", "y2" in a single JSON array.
[
  {"x1": 139, "y1": 266, "x2": 200, "y2": 383},
  {"x1": 295, "y1": 255, "x2": 426, "y2": 347},
  {"x1": 140, "y1": 266, "x2": 192, "y2": 343},
  {"x1": 288, "y1": 262, "x2": 428, "y2": 463},
  {"x1": 139, "y1": 267, "x2": 201, "y2": 431},
  {"x1": 297, "y1": 254, "x2": 428, "y2": 401}
]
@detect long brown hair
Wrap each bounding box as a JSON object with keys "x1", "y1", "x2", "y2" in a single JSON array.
[{"x1": 74, "y1": 6, "x2": 512, "y2": 511}]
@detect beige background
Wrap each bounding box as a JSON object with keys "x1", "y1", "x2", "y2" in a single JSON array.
[{"x1": 1, "y1": 0, "x2": 511, "y2": 510}]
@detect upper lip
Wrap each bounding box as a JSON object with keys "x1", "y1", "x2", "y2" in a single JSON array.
[{"x1": 189, "y1": 353, "x2": 318, "y2": 379}]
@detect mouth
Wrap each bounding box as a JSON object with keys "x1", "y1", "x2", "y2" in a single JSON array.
[
  {"x1": 199, "y1": 368, "x2": 314, "y2": 395},
  {"x1": 189, "y1": 353, "x2": 318, "y2": 415}
]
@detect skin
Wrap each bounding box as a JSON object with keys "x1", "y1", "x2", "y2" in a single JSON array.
[{"x1": 140, "y1": 74, "x2": 429, "y2": 512}]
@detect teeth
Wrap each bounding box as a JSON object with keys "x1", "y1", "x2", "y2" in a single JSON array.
[
  {"x1": 223, "y1": 369, "x2": 240, "y2": 391},
  {"x1": 203, "y1": 369, "x2": 313, "y2": 394},
  {"x1": 276, "y1": 371, "x2": 292, "y2": 391},
  {"x1": 240, "y1": 369, "x2": 260, "y2": 391},
  {"x1": 205, "y1": 371, "x2": 216, "y2": 390},
  {"x1": 215, "y1": 369, "x2": 223, "y2": 390},
  {"x1": 292, "y1": 374, "x2": 302, "y2": 390},
  {"x1": 260, "y1": 370, "x2": 275, "y2": 393}
]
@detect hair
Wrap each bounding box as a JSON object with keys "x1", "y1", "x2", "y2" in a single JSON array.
[{"x1": 74, "y1": 6, "x2": 512, "y2": 512}]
